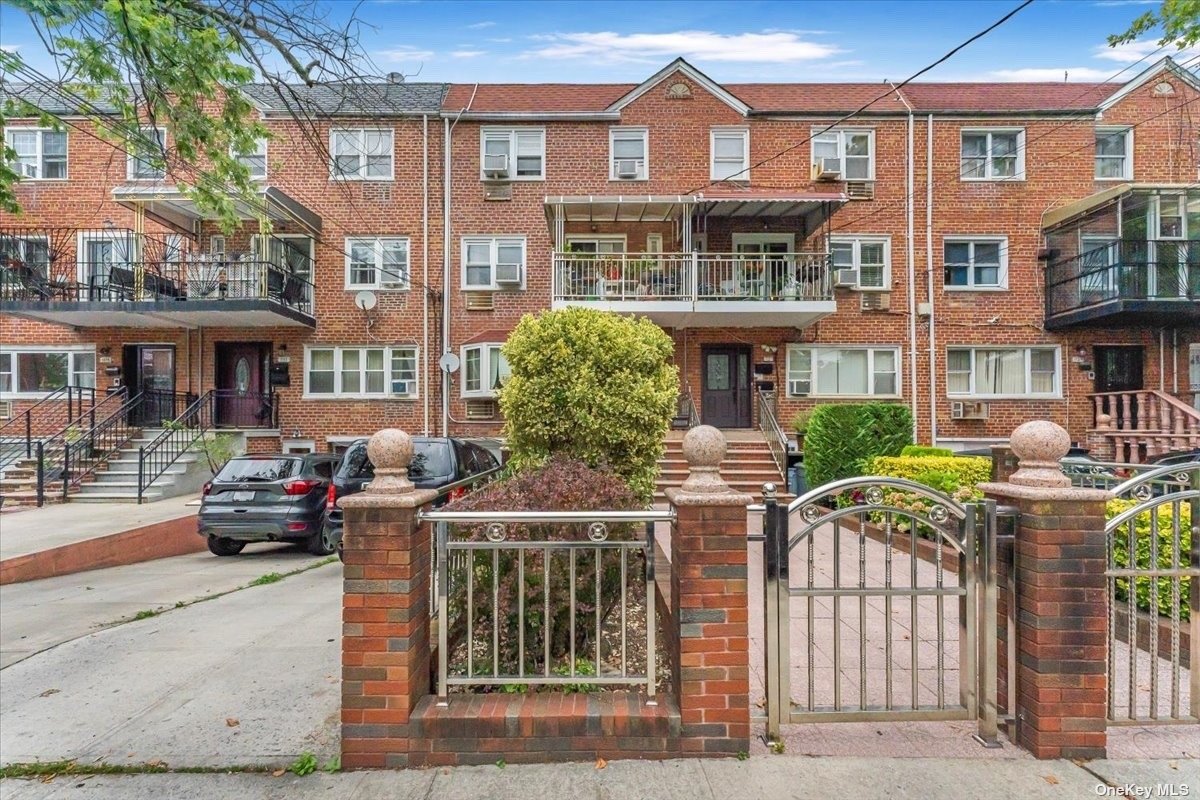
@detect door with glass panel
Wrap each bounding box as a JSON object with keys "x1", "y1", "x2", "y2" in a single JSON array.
[
  {"x1": 79, "y1": 232, "x2": 133, "y2": 299},
  {"x1": 734, "y1": 237, "x2": 791, "y2": 299},
  {"x1": 1148, "y1": 194, "x2": 1190, "y2": 298},
  {"x1": 123, "y1": 345, "x2": 176, "y2": 426},
  {"x1": 701, "y1": 346, "x2": 751, "y2": 428},
  {"x1": 567, "y1": 238, "x2": 625, "y2": 296}
]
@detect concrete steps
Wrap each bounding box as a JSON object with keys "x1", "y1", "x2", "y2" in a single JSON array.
[{"x1": 72, "y1": 429, "x2": 209, "y2": 503}]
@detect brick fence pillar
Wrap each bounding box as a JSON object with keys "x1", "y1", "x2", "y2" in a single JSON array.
[
  {"x1": 666, "y1": 425, "x2": 753, "y2": 756},
  {"x1": 980, "y1": 420, "x2": 1111, "y2": 760},
  {"x1": 340, "y1": 429, "x2": 438, "y2": 769}
]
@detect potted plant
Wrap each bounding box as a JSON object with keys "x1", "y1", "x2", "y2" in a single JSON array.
[{"x1": 790, "y1": 409, "x2": 812, "y2": 452}]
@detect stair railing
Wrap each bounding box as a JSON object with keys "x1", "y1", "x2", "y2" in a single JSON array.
[
  {"x1": 137, "y1": 390, "x2": 215, "y2": 504},
  {"x1": 0, "y1": 384, "x2": 97, "y2": 472},
  {"x1": 25, "y1": 387, "x2": 130, "y2": 506},
  {"x1": 60, "y1": 390, "x2": 146, "y2": 500},
  {"x1": 755, "y1": 387, "x2": 789, "y2": 480}
]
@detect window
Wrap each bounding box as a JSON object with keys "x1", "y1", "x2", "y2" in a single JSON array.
[
  {"x1": 830, "y1": 236, "x2": 890, "y2": 290},
  {"x1": 960, "y1": 128, "x2": 1024, "y2": 180},
  {"x1": 462, "y1": 236, "x2": 526, "y2": 290},
  {"x1": 461, "y1": 343, "x2": 510, "y2": 398},
  {"x1": 812, "y1": 128, "x2": 874, "y2": 180},
  {"x1": 330, "y1": 129, "x2": 393, "y2": 180},
  {"x1": 480, "y1": 128, "x2": 545, "y2": 180},
  {"x1": 946, "y1": 347, "x2": 1060, "y2": 398},
  {"x1": 710, "y1": 127, "x2": 749, "y2": 181},
  {"x1": 786, "y1": 346, "x2": 899, "y2": 397},
  {"x1": 234, "y1": 138, "x2": 267, "y2": 179},
  {"x1": 609, "y1": 127, "x2": 648, "y2": 180},
  {"x1": 0, "y1": 235, "x2": 50, "y2": 277},
  {"x1": 304, "y1": 346, "x2": 418, "y2": 398},
  {"x1": 944, "y1": 237, "x2": 1007, "y2": 289},
  {"x1": 565, "y1": 236, "x2": 625, "y2": 254},
  {"x1": 0, "y1": 348, "x2": 96, "y2": 396},
  {"x1": 127, "y1": 127, "x2": 166, "y2": 180},
  {"x1": 4, "y1": 128, "x2": 67, "y2": 179},
  {"x1": 1095, "y1": 127, "x2": 1131, "y2": 180},
  {"x1": 345, "y1": 237, "x2": 409, "y2": 289}
]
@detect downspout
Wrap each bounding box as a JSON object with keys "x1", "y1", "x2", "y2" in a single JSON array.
[
  {"x1": 926, "y1": 114, "x2": 938, "y2": 447},
  {"x1": 1172, "y1": 327, "x2": 1179, "y2": 394},
  {"x1": 1160, "y1": 328, "x2": 1166, "y2": 392},
  {"x1": 888, "y1": 80, "x2": 918, "y2": 442},
  {"x1": 423, "y1": 113, "x2": 430, "y2": 436},
  {"x1": 443, "y1": 85, "x2": 479, "y2": 436}
]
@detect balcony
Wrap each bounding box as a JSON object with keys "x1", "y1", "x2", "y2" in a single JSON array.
[
  {"x1": 551, "y1": 251, "x2": 836, "y2": 328},
  {"x1": 1044, "y1": 240, "x2": 1200, "y2": 330}
]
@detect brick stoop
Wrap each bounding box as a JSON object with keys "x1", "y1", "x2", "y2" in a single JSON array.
[
  {"x1": 655, "y1": 432, "x2": 786, "y2": 503},
  {"x1": 407, "y1": 692, "x2": 681, "y2": 767}
]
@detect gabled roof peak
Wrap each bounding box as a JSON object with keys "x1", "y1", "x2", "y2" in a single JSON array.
[{"x1": 605, "y1": 58, "x2": 750, "y2": 116}]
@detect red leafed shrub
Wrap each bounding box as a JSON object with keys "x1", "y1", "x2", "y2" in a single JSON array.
[{"x1": 444, "y1": 455, "x2": 641, "y2": 514}]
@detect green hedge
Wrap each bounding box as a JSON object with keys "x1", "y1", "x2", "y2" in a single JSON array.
[
  {"x1": 900, "y1": 445, "x2": 954, "y2": 457},
  {"x1": 1108, "y1": 499, "x2": 1192, "y2": 622},
  {"x1": 868, "y1": 455, "x2": 992, "y2": 502},
  {"x1": 803, "y1": 403, "x2": 913, "y2": 487}
]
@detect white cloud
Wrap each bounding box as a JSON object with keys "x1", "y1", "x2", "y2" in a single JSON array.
[
  {"x1": 451, "y1": 49, "x2": 486, "y2": 58},
  {"x1": 988, "y1": 67, "x2": 1120, "y2": 81},
  {"x1": 0, "y1": 44, "x2": 20, "y2": 53},
  {"x1": 467, "y1": 21, "x2": 496, "y2": 29},
  {"x1": 1094, "y1": 37, "x2": 1200, "y2": 64},
  {"x1": 487, "y1": 37, "x2": 513, "y2": 43},
  {"x1": 1092, "y1": 0, "x2": 1158, "y2": 6},
  {"x1": 522, "y1": 30, "x2": 843, "y2": 64},
  {"x1": 377, "y1": 47, "x2": 435, "y2": 63}
]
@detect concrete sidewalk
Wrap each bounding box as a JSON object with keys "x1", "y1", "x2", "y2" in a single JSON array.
[{"x1": 1, "y1": 756, "x2": 1197, "y2": 799}]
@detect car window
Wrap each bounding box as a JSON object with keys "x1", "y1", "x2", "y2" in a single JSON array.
[
  {"x1": 340, "y1": 443, "x2": 373, "y2": 479},
  {"x1": 215, "y1": 457, "x2": 300, "y2": 482},
  {"x1": 411, "y1": 441, "x2": 453, "y2": 478},
  {"x1": 311, "y1": 460, "x2": 333, "y2": 479}
]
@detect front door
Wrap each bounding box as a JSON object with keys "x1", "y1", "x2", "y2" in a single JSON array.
[
  {"x1": 1094, "y1": 346, "x2": 1144, "y2": 428},
  {"x1": 701, "y1": 345, "x2": 751, "y2": 428},
  {"x1": 123, "y1": 345, "x2": 176, "y2": 426},
  {"x1": 215, "y1": 342, "x2": 270, "y2": 427}
]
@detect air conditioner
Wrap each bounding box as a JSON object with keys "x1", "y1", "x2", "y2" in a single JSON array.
[
  {"x1": 391, "y1": 379, "x2": 413, "y2": 396},
  {"x1": 465, "y1": 398, "x2": 496, "y2": 420},
  {"x1": 495, "y1": 262, "x2": 522, "y2": 284},
  {"x1": 788, "y1": 380, "x2": 810, "y2": 397},
  {"x1": 465, "y1": 292, "x2": 495, "y2": 311},
  {"x1": 950, "y1": 400, "x2": 990, "y2": 420},
  {"x1": 209, "y1": 235, "x2": 226, "y2": 255},
  {"x1": 814, "y1": 158, "x2": 841, "y2": 181},
  {"x1": 860, "y1": 291, "x2": 891, "y2": 311},
  {"x1": 18, "y1": 162, "x2": 37, "y2": 178},
  {"x1": 834, "y1": 268, "x2": 859, "y2": 287},
  {"x1": 615, "y1": 159, "x2": 640, "y2": 179},
  {"x1": 846, "y1": 181, "x2": 875, "y2": 200},
  {"x1": 483, "y1": 153, "x2": 509, "y2": 178}
]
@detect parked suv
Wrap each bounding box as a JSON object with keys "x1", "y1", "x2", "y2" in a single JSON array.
[
  {"x1": 198, "y1": 453, "x2": 343, "y2": 556},
  {"x1": 323, "y1": 437, "x2": 499, "y2": 556}
]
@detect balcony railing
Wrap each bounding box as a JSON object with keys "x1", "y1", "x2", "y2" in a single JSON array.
[
  {"x1": 1046, "y1": 240, "x2": 1200, "y2": 319},
  {"x1": 552, "y1": 252, "x2": 832, "y2": 304}
]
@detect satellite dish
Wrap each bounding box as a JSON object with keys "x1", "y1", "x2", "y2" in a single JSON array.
[
  {"x1": 354, "y1": 290, "x2": 377, "y2": 311},
  {"x1": 438, "y1": 352, "x2": 461, "y2": 373}
]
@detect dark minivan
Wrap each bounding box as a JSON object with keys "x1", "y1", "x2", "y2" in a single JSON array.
[
  {"x1": 323, "y1": 437, "x2": 499, "y2": 554},
  {"x1": 198, "y1": 453, "x2": 343, "y2": 556}
]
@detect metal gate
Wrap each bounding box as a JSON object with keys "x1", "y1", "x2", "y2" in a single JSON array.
[
  {"x1": 1104, "y1": 462, "x2": 1199, "y2": 725},
  {"x1": 761, "y1": 477, "x2": 998, "y2": 742}
]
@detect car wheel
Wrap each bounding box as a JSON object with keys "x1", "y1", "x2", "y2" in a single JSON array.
[
  {"x1": 207, "y1": 536, "x2": 246, "y2": 557},
  {"x1": 307, "y1": 526, "x2": 338, "y2": 556}
]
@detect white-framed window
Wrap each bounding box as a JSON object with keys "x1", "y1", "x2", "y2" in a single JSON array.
[
  {"x1": 304, "y1": 346, "x2": 418, "y2": 399},
  {"x1": 1095, "y1": 127, "x2": 1132, "y2": 180},
  {"x1": 812, "y1": 128, "x2": 874, "y2": 180},
  {"x1": 943, "y1": 237, "x2": 1007, "y2": 290},
  {"x1": 0, "y1": 347, "x2": 96, "y2": 397},
  {"x1": 646, "y1": 233, "x2": 663, "y2": 253},
  {"x1": 480, "y1": 127, "x2": 545, "y2": 180},
  {"x1": 127, "y1": 127, "x2": 166, "y2": 180},
  {"x1": 0, "y1": 235, "x2": 50, "y2": 275},
  {"x1": 4, "y1": 128, "x2": 67, "y2": 180},
  {"x1": 785, "y1": 345, "x2": 900, "y2": 398},
  {"x1": 234, "y1": 137, "x2": 268, "y2": 179},
  {"x1": 565, "y1": 235, "x2": 625, "y2": 254},
  {"x1": 830, "y1": 235, "x2": 890, "y2": 290},
  {"x1": 609, "y1": 127, "x2": 648, "y2": 180},
  {"x1": 461, "y1": 343, "x2": 511, "y2": 398},
  {"x1": 960, "y1": 128, "x2": 1024, "y2": 181},
  {"x1": 710, "y1": 127, "x2": 750, "y2": 181},
  {"x1": 345, "y1": 237, "x2": 409, "y2": 290},
  {"x1": 330, "y1": 128, "x2": 393, "y2": 180},
  {"x1": 947, "y1": 346, "x2": 1060, "y2": 398},
  {"x1": 462, "y1": 236, "x2": 526, "y2": 290}
]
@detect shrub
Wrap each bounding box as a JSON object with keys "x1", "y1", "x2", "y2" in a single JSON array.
[
  {"x1": 789, "y1": 409, "x2": 812, "y2": 434},
  {"x1": 868, "y1": 455, "x2": 991, "y2": 501},
  {"x1": 1107, "y1": 499, "x2": 1192, "y2": 622},
  {"x1": 803, "y1": 403, "x2": 913, "y2": 487},
  {"x1": 499, "y1": 308, "x2": 678, "y2": 503},
  {"x1": 900, "y1": 445, "x2": 954, "y2": 458}
]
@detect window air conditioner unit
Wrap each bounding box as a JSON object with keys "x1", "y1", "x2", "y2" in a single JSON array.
[
  {"x1": 950, "y1": 400, "x2": 990, "y2": 420},
  {"x1": 834, "y1": 268, "x2": 859, "y2": 287},
  {"x1": 615, "y1": 159, "x2": 640, "y2": 179},
  {"x1": 391, "y1": 380, "x2": 412, "y2": 396},
  {"x1": 788, "y1": 381, "x2": 810, "y2": 397},
  {"x1": 846, "y1": 181, "x2": 875, "y2": 200},
  {"x1": 18, "y1": 163, "x2": 37, "y2": 178},
  {"x1": 860, "y1": 291, "x2": 891, "y2": 311},
  {"x1": 495, "y1": 262, "x2": 522, "y2": 284},
  {"x1": 465, "y1": 398, "x2": 496, "y2": 420},
  {"x1": 483, "y1": 153, "x2": 509, "y2": 178},
  {"x1": 814, "y1": 158, "x2": 841, "y2": 181}
]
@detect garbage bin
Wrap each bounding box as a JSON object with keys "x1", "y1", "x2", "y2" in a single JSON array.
[{"x1": 788, "y1": 465, "x2": 807, "y2": 496}]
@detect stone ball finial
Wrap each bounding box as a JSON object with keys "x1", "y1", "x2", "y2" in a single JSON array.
[
  {"x1": 364, "y1": 428, "x2": 414, "y2": 494},
  {"x1": 1008, "y1": 419, "x2": 1071, "y2": 488},
  {"x1": 678, "y1": 424, "x2": 732, "y2": 495}
]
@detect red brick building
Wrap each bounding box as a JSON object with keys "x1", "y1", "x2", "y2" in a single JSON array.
[{"x1": 3, "y1": 57, "x2": 1197, "y2": 466}]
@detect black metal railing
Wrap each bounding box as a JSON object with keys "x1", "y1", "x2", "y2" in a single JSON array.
[
  {"x1": 130, "y1": 390, "x2": 197, "y2": 428},
  {"x1": 1046, "y1": 240, "x2": 1200, "y2": 318},
  {"x1": 0, "y1": 385, "x2": 97, "y2": 471},
  {"x1": 213, "y1": 390, "x2": 278, "y2": 429},
  {"x1": 672, "y1": 383, "x2": 700, "y2": 430},
  {"x1": 137, "y1": 390, "x2": 215, "y2": 504},
  {"x1": 60, "y1": 390, "x2": 146, "y2": 500}
]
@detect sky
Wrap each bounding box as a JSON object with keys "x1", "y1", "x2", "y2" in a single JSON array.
[{"x1": 1, "y1": 0, "x2": 1196, "y2": 86}]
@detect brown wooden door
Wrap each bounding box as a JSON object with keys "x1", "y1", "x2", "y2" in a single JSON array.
[
  {"x1": 216, "y1": 343, "x2": 268, "y2": 427},
  {"x1": 701, "y1": 346, "x2": 751, "y2": 428}
]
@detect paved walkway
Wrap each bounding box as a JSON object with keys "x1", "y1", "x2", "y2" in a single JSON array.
[
  {"x1": 0, "y1": 495, "x2": 198, "y2": 560},
  {"x1": 2, "y1": 756, "x2": 1197, "y2": 799}
]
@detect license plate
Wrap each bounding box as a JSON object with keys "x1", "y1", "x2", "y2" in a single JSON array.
[{"x1": 231, "y1": 491, "x2": 256, "y2": 502}]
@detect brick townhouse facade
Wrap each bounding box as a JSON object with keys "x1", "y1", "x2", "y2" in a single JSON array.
[{"x1": 2, "y1": 57, "x2": 1197, "y2": 462}]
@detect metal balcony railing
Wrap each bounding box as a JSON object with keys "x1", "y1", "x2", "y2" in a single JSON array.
[{"x1": 1045, "y1": 240, "x2": 1200, "y2": 318}]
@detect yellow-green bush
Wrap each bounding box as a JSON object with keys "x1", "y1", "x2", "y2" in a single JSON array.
[
  {"x1": 1107, "y1": 499, "x2": 1192, "y2": 622},
  {"x1": 868, "y1": 455, "x2": 991, "y2": 501},
  {"x1": 499, "y1": 307, "x2": 678, "y2": 503}
]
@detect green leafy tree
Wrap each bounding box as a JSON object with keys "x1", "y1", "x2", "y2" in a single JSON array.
[
  {"x1": 1109, "y1": 0, "x2": 1200, "y2": 51},
  {"x1": 498, "y1": 308, "x2": 679, "y2": 503},
  {"x1": 1, "y1": 0, "x2": 384, "y2": 229}
]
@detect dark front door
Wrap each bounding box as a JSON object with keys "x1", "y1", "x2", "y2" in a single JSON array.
[
  {"x1": 1094, "y1": 346, "x2": 1144, "y2": 428},
  {"x1": 701, "y1": 346, "x2": 752, "y2": 428},
  {"x1": 123, "y1": 345, "x2": 176, "y2": 426},
  {"x1": 216, "y1": 342, "x2": 270, "y2": 428}
]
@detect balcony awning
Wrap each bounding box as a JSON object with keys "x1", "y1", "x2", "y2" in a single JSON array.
[
  {"x1": 544, "y1": 195, "x2": 693, "y2": 223},
  {"x1": 1041, "y1": 183, "x2": 1199, "y2": 232},
  {"x1": 112, "y1": 184, "x2": 323, "y2": 235},
  {"x1": 544, "y1": 190, "x2": 847, "y2": 227},
  {"x1": 694, "y1": 190, "x2": 846, "y2": 222}
]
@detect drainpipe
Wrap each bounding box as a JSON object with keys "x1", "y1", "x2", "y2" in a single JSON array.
[
  {"x1": 888, "y1": 80, "x2": 919, "y2": 442},
  {"x1": 1160, "y1": 328, "x2": 1166, "y2": 392},
  {"x1": 423, "y1": 113, "x2": 430, "y2": 436},
  {"x1": 443, "y1": 85, "x2": 479, "y2": 436},
  {"x1": 926, "y1": 114, "x2": 938, "y2": 447}
]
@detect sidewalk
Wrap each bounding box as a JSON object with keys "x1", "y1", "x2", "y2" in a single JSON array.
[{"x1": 1, "y1": 756, "x2": 1196, "y2": 799}]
